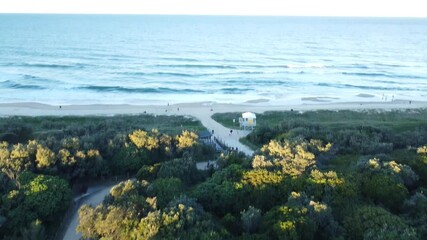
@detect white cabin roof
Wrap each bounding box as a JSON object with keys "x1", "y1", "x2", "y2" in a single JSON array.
[{"x1": 242, "y1": 112, "x2": 256, "y2": 118}]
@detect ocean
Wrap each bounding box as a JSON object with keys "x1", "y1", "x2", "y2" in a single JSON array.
[{"x1": 0, "y1": 14, "x2": 426, "y2": 105}]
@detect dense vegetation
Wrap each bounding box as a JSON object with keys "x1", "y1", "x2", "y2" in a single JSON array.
[
  {"x1": 1, "y1": 110, "x2": 427, "y2": 239},
  {"x1": 203, "y1": 109, "x2": 426, "y2": 239},
  {"x1": 0, "y1": 115, "x2": 211, "y2": 239}
]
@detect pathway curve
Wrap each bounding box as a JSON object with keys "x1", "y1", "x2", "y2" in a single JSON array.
[
  {"x1": 189, "y1": 108, "x2": 255, "y2": 156},
  {"x1": 62, "y1": 183, "x2": 117, "y2": 240},
  {"x1": 61, "y1": 110, "x2": 254, "y2": 240}
]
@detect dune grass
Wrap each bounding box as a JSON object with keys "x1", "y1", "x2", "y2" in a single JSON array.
[
  {"x1": 212, "y1": 109, "x2": 427, "y2": 133},
  {"x1": 0, "y1": 114, "x2": 206, "y2": 143}
]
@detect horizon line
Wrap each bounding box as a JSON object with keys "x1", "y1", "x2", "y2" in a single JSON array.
[{"x1": 1, "y1": 12, "x2": 426, "y2": 18}]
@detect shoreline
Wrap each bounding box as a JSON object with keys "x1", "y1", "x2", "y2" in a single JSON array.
[{"x1": 0, "y1": 100, "x2": 426, "y2": 117}]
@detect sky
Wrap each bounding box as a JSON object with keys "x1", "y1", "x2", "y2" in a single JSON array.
[{"x1": 1, "y1": 0, "x2": 426, "y2": 17}]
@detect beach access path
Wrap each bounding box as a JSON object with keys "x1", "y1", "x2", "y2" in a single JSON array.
[
  {"x1": 188, "y1": 106, "x2": 254, "y2": 156},
  {"x1": 62, "y1": 182, "x2": 118, "y2": 240},
  {"x1": 57, "y1": 104, "x2": 254, "y2": 240}
]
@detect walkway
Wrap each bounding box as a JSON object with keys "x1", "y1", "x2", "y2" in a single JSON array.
[
  {"x1": 190, "y1": 109, "x2": 254, "y2": 156},
  {"x1": 61, "y1": 112, "x2": 254, "y2": 239},
  {"x1": 196, "y1": 160, "x2": 217, "y2": 170},
  {"x1": 62, "y1": 183, "x2": 118, "y2": 240}
]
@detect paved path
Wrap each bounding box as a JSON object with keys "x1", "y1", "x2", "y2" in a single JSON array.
[
  {"x1": 62, "y1": 183, "x2": 117, "y2": 240},
  {"x1": 61, "y1": 112, "x2": 254, "y2": 239},
  {"x1": 189, "y1": 108, "x2": 254, "y2": 156},
  {"x1": 196, "y1": 160, "x2": 218, "y2": 170}
]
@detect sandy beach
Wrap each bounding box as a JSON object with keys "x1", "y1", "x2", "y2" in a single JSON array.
[{"x1": 0, "y1": 100, "x2": 426, "y2": 118}]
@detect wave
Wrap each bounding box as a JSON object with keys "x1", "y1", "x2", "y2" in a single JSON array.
[
  {"x1": 0, "y1": 80, "x2": 47, "y2": 90},
  {"x1": 119, "y1": 64, "x2": 329, "y2": 78},
  {"x1": 341, "y1": 64, "x2": 370, "y2": 69},
  {"x1": 22, "y1": 74, "x2": 63, "y2": 84},
  {"x1": 317, "y1": 82, "x2": 424, "y2": 91},
  {"x1": 220, "y1": 87, "x2": 252, "y2": 94},
  {"x1": 206, "y1": 79, "x2": 290, "y2": 87},
  {"x1": 119, "y1": 70, "x2": 268, "y2": 78},
  {"x1": 121, "y1": 71, "x2": 198, "y2": 77},
  {"x1": 154, "y1": 64, "x2": 237, "y2": 69},
  {"x1": 6, "y1": 62, "x2": 89, "y2": 69},
  {"x1": 234, "y1": 63, "x2": 326, "y2": 69},
  {"x1": 285, "y1": 63, "x2": 326, "y2": 69},
  {"x1": 342, "y1": 71, "x2": 425, "y2": 79},
  {"x1": 159, "y1": 57, "x2": 200, "y2": 62},
  {"x1": 77, "y1": 85, "x2": 205, "y2": 94},
  {"x1": 234, "y1": 70, "x2": 265, "y2": 74},
  {"x1": 373, "y1": 63, "x2": 406, "y2": 68},
  {"x1": 90, "y1": 52, "x2": 139, "y2": 60}
]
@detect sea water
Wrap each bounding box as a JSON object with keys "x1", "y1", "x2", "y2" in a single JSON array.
[{"x1": 0, "y1": 14, "x2": 426, "y2": 105}]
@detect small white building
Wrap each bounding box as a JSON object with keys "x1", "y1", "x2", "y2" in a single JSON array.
[{"x1": 239, "y1": 112, "x2": 256, "y2": 130}]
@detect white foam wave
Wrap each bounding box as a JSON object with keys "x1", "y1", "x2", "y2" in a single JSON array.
[{"x1": 286, "y1": 63, "x2": 326, "y2": 69}]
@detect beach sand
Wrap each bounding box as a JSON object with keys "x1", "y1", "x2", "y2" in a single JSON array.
[
  {"x1": 301, "y1": 97, "x2": 340, "y2": 102},
  {"x1": 0, "y1": 100, "x2": 425, "y2": 118}
]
